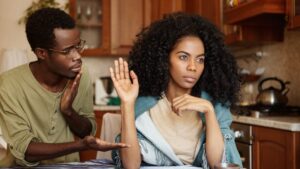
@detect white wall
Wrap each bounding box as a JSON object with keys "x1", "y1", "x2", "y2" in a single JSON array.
[
  {"x1": 0, "y1": 0, "x2": 115, "y2": 82},
  {"x1": 0, "y1": 0, "x2": 32, "y2": 50},
  {"x1": 0, "y1": 0, "x2": 71, "y2": 63}
]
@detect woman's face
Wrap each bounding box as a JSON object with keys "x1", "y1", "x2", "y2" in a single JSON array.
[{"x1": 168, "y1": 36, "x2": 205, "y2": 92}]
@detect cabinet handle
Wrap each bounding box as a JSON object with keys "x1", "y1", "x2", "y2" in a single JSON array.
[{"x1": 234, "y1": 130, "x2": 244, "y2": 139}]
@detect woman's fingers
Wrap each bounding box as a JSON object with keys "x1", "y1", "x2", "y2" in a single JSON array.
[
  {"x1": 110, "y1": 67, "x2": 116, "y2": 83},
  {"x1": 119, "y1": 58, "x2": 125, "y2": 79},
  {"x1": 172, "y1": 94, "x2": 189, "y2": 110},
  {"x1": 113, "y1": 58, "x2": 131, "y2": 81},
  {"x1": 114, "y1": 60, "x2": 120, "y2": 80},
  {"x1": 124, "y1": 61, "x2": 129, "y2": 79},
  {"x1": 172, "y1": 94, "x2": 187, "y2": 105},
  {"x1": 130, "y1": 70, "x2": 139, "y2": 86}
]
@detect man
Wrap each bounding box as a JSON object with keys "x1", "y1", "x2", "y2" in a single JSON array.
[{"x1": 0, "y1": 8, "x2": 127, "y2": 167}]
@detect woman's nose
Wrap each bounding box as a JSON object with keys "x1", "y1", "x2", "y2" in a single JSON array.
[{"x1": 187, "y1": 59, "x2": 196, "y2": 71}]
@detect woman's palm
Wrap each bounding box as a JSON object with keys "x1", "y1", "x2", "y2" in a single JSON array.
[{"x1": 110, "y1": 58, "x2": 139, "y2": 103}]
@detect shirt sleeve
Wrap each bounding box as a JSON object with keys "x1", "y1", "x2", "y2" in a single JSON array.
[
  {"x1": 193, "y1": 103, "x2": 243, "y2": 168},
  {"x1": 0, "y1": 90, "x2": 40, "y2": 166},
  {"x1": 214, "y1": 103, "x2": 243, "y2": 167}
]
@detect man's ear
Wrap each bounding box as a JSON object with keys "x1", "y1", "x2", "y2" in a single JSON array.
[{"x1": 34, "y1": 48, "x2": 48, "y2": 60}]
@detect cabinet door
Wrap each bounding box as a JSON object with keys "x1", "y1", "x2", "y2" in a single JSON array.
[
  {"x1": 111, "y1": 0, "x2": 151, "y2": 55},
  {"x1": 252, "y1": 126, "x2": 297, "y2": 169},
  {"x1": 222, "y1": 0, "x2": 285, "y2": 45},
  {"x1": 150, "y1": 0, "x2": 185, "y2": 21},
  {"x1": 185, "y1": 0, "x2": 222, "y2": 29},
  {"x1": 111, "y1": 0, "x2": 185, "y2": 55},
  {"x1": 69, "y1": 0, "x2": 111, "y2": 56},
  {"x1": 287, "y1": 0, "x2": 300, "y2": 29}
]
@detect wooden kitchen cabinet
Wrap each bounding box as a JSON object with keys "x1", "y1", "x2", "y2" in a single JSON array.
[
  {"x1": 184, "y1": 0, "x2": 285, "y2": 45},
  {"x1": 69, "y1": 0, "x2": 111, "y2": 56},
  {"x1": 111, "y1": 0, "x2": 186, "y2": 55},
  {"x1": 110, "y1": 0, "x2": 150, "y2": 55},
  {"x1": 222, "y1": 0, "x2": 286, "y2": 45},
  {"x1": 79, "y1": 110, "x2": 120, "y2": 162},
  {"x1": 150, "y1": 0, "x2": 185, "y2": 22},
  {"x1": 252, "y1": 126, "x2": 300, "y2": 169},
  {"x1": 287, "y1": 0, "x2": 300, "y2": 29}
]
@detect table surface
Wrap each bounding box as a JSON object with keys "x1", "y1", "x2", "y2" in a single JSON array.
[{"x1": 5, "y1": 160, "x2": 202, "y2": 169}]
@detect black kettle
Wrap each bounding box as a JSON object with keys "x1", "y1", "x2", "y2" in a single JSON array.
[{"x1": 256, "y1": 77, "x2": 290, "y2": 106}]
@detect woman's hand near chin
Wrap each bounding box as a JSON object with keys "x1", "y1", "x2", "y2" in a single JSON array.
[
  {"x1": 172, "y1": 94, "x2": 224, "y2": 168},
  {"x1": 171, "y1": 94, "x2": 215, "y2": 116},
  {"x1": 110, "y1": 57, "x2": 139, "y2": 104}
]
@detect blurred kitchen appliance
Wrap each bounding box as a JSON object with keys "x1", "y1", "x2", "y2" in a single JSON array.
[
  {"x1": 100, "y1": 76, "x2": 113, "y2": 95},
  {"x1": 95, "y1": 76, "x2": 113, "y2": 105},
  {"x1": 231, "y1": 122, "x2": 252, "y2": 169},
  {"x1": 238, "y1": 67, "x2": 265, "y2": 106},
  {"x1": 256, "y1": 77, "x2": 290, "y2": 106},
  {"x1": 239, "y1": 82, "x2": 256, "y2": 106}
]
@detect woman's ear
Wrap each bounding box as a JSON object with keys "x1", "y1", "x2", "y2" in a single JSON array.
[{"x1": 34, "y1": 48, "x2": 48, "y2": 60}]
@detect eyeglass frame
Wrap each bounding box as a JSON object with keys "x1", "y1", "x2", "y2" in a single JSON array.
[{"x1": 47, "y1": 39, "x2": 86, "y2": 57}]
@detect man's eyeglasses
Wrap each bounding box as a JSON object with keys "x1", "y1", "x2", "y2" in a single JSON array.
[{"x1": 48, "y1": 40, "x2": 86, "y2": 57}]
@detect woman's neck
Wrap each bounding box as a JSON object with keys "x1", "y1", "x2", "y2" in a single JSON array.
[{"x1": 165, "y1": 82, "x2": 191, "y2": 102}]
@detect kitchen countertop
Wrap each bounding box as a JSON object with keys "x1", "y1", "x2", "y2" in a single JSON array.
[
  {"x1": 232, "y1": 114, "x2": 300, "y2": 131},
  {"x1": 93, "y1": 105, "x2": 120, "y2": 111}
]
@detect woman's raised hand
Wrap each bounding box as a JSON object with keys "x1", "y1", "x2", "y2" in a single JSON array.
[{"x1": 110, "y1": 58, "x2": 139, "y2": 104}]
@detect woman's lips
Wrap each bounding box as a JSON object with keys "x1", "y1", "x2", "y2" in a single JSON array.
[{"x1": 183, "y1": 76, "x2": 197, "y2": 83}]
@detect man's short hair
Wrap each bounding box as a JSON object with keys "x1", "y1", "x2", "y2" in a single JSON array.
[{"x1": 26, "y1": 7, "x2": 75, "y2": 51}]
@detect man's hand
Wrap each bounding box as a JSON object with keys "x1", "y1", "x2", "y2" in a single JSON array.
[
  {"x1": 60, "y1": 71, "x2": 82, "y2": 115},
  {"x1": 83, "y1": 136, "x2": 130, "y2": 151}
]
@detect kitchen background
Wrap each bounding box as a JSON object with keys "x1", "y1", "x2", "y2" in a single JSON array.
[
  {"x1": 1, "y1": 1, "x2": 300, "y2": 168},
  {"x1": 0, "y1": 0, "x2": 299, "y2": 106}
]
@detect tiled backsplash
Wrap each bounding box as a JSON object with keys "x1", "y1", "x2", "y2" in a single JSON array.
[{"x1": 236, "y1": 29, "x2": 300, "y2": 106}]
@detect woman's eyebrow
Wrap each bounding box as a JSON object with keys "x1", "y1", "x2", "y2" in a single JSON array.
[
  {"x1": 176, "y1": 51, "x2": 190, "y2": 55},
  {"x1": 176, "y1": 51, "x2": 205, "y2": 57}
]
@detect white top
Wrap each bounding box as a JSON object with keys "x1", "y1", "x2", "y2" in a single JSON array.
[{"x1": 149, "y1": 96, "x2": 202, "y2": 164}]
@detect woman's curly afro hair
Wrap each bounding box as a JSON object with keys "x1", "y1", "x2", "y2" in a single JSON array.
[{"x1": 128, "y1": 12, "x2": 240, "y2": 105}]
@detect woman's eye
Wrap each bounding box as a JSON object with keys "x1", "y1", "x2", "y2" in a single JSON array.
[
  {"x1": 196, "y1": 57, "x2": 205, "y2": 63},
  {"x1": 179, "y1": 55, "x2": 188, "y2": 60}
]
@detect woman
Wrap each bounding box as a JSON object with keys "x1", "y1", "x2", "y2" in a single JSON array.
[{"x1": 110, "y1": 12, "x2": 242, "y2": 169}]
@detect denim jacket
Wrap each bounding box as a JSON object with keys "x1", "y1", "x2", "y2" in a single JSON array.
[{"x1": 112, "y1": 91, "x2": 242, "y2": 168}]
